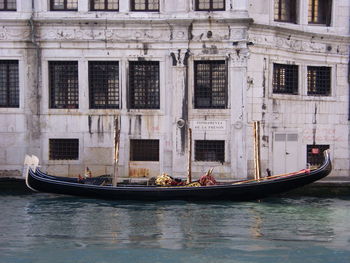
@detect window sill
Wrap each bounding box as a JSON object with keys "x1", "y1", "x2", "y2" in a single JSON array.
[{"x1": 270, "y1": 93, "x2": 337, "y2": 102}]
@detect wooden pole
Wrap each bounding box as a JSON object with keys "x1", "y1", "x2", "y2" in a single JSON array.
[
  {"x1": 113, "y1": 118, "x2": 120, "y2": 187},
  {"x1": 187, "y1": 127, "x2": 192, "y2": 184},
  {"x1": 253, "y1": 121, "x2": 261, "y2": 180}
]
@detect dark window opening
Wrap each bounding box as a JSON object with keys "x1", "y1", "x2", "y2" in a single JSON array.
[
  {"x1": 0, "y1": 60, "x2": 19, "y2": 108},
  {"x1": 273, "y1": 63, "x2": 298, "y2": 95},
  {"x1": 49, "y1": 139, "x2": 79, "y2": 160},
  {"x1": 50, "y1": 0, "x2": 78, "y2": 11},
  {"x1": 194, "y1": 60, "x2": 227, "y2": 109},
  {"x1": 195, "y1": 140, "x2": 225, "y2": 162},
  {"x1": 131, "y1": 0, "x2": 159, "y2": 11},
  {"x1": 129, "y1": 61, "x2": 159, "y2": 109},
  {"x1": 308, "y1": 0, "x2": 332, "y2": 26},
  {"x1": 130, "y1": 139, "x2": 159, "y2": 161},
  {"x1": 274, "y1": 0, "x2": 297, "y2": 23},
  {"x1": 195, "y1": 0, "x2": 225, "y2": 11},
  {"x1": 307, "y1": 66, "x2": 331, "y2": 96},
  {"x1": 307, "y1": 144, "x2": 329, "y2": 167},
  {"x1": 49, "y1": 61, "x2": 79, "y2": 109},
  {"x1": 89, "y1": 61, "x2": 119, "y2": 109},
  {"x1": 0, "y1": 0, "x2": 16, "y2": 11},
  {"x1": 90, "y1": 0, "x2": 119, "y2": 11}
]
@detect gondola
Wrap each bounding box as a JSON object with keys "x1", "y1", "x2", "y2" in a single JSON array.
[{"x1": 23, "y1": 151, "x2": 332, "y2": 201}]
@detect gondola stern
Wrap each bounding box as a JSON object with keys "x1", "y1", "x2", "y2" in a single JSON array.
[{"x1": 23, "y1": 155, "x2": 40, "y2": 192}]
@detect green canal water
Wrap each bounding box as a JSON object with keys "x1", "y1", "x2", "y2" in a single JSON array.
[{"x1": 0, "y1": 191, "x2": 349, "y2": 263}]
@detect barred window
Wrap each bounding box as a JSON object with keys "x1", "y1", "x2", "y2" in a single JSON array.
[
  {"x1": 90, "y1": 0, "x2": 119, "y2": 11},
  {"x1": 0, "y1": 0, "x2": 16, "y2": 11},
  {"x1": 131, "y1": 0, "x2": 159, "y2": 11},
  {"x1": 49, "y1": 61, "x2": 79, "y2": 109},
  {"x1": 130, "y1": 139, "x2": 159, "y2": 161},
  {"x1": 274, "y1": 0, "x2": 297, "y2": 23},
  {"x1": 307, "y1": 145, "x2": 329, "y2": 167},
  {"x1": 195, "y1": 140, "x2": 225, "y2": 162},
  {"x1": 273, "y1": 63, "x2": 298, "y2": 95},
  {"x1": 0, "y1": 60, "x2": 19, "y2": 108},
  {"x1": 89, "y1": 61, "x2": 119, "y2": 109},
  {"x1": 129, "y1": 61, "x2": 159, "y2": 109},
  {"x1": 195, "y1": 0, "x2": 225, "y2": 11},
  {"x1": 49, "y1": 139, "x2": 79, "y2": 160},
  {"x1": 307, "y1": 66, "x2": 331, "y2": 96},
  {"x1": 194, "y1": 61, "x2": 227, "y2": 109},
  {"x1": 50, "y1": 0, "x2": 78, "y2": 11}
]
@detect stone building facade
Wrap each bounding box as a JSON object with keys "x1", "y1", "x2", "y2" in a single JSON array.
[{"x1": 0, "y1": 0, "x2": 349, "y2": 180}]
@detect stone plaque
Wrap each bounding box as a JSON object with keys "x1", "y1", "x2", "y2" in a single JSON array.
[{"x1": 192, "y1": 121, "x2": 226, "y2": 131}]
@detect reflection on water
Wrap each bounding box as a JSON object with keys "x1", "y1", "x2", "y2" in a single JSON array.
[{"x1": 0, "y1": 193, "x2": 349, "y2": 263}]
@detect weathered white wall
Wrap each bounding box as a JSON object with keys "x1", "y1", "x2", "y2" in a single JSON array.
[{"x1": 0, "y1": 0, "x2": 349, "y2": 179}]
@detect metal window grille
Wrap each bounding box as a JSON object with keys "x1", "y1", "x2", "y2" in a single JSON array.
[
  {"x1": 195, "y1": 0, "x2": 225, "y2": 11},
  {"x1": 194, "y1": 61, "x2": 227, "y2": 109},
  {"x1": 89, "y1": 61, "x2": 119, "y2": 109},
  {"x1": 195, "y1": 140, "x2": 225, "y2": 162},
  {"x1": 274, "y1": 0, "x2": 297, "y2": 23},
  {"x1": 308, "y1": 0, "x2": 332, "y2": 25},
  {"x1": 90, "y1": 0, "x2": 119, "y2": 11},
  {"x1": 131, "y1": 0, "x2": 159, "y2": 11},
  {"x1": 0, "y1": 0, "x2": 16, "y2": 11},
  {"x1": 49, "y1": 139, "x2": 79, "y2": 160},
  {"x1": 272, "y1": 63, "x2": 298, "y2": 95},
  {"x1": 130, "y1": 139, "x2": 159, "y2": 161},
  {"x1": 129, "y1": 61, "x2": 159, "y2": 109},
  {"x1": 307, "y1": 66, "x2": 331, "y2": 96},
  {"x1": 307, "y1": 145, "x2": 329, "y2": 167},
  {"x1": 51, "y1": 0, "x2": 78, "y2": 11},
  {"x1": 49, "y1": 61, "x2": 79, "y2": 109},
  {"x1": 0, "y1": 60, "x2": 19, "y2": 108}
]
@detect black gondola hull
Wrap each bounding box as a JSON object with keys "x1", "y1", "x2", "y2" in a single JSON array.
[{"x1": 25, "y1": 152, "x2": 332, "y2": 201}]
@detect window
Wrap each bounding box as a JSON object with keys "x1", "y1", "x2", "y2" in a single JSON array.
[
  {"x1": 90, "y1": 0, "x2": 119, "y2": 11},
  {"x1": 89, "y1": 61, "x2": 119, "y2": 109},
  {"x1": 131, "y1": 0, "x2": 159, "y2": 11},
  {"x1": 130, "y1": 139, "x2": 159, "y2": 161},
  {"x1": 0, "y1": 0, "x2": 16, "y2": 11},
  {"x1": 49, "y1": 61, "x2": 79, "y2": 109},
  {"x1": 194, "y1": 60, "x2": 227, "y2": 109},
  {"x1": 307, "y1": 145, "x2": 329, "y2": 167},
  {"x1": 308, "y1": 0, "x2": 332, "y2": 25},
  {"x1": 307, "y1": 66, "x2": 331, "y2": 96},
  {"x1": 195, "y1": 0, "x2": 225, "y2": 11},
  {"x1": 195, "y1": 140, "x2": 225, "y2": 162},
  {"x1": 274, "y1": 0, "x2": 297, "y2": 23},
  {"x1": 129, "y1": 61, "x2": 159, "y2": 109},
  {"x1": 50, "y1": 0, "x2": 78, "y2": 11},
  {"x1": 0, "y1": 60, "x2": 19, "y2": 108},
  {"x1": 272, "y1": 63, "x2": 298, "y2": 95},
  {"x1": 49, "y1": 139, "x2": 79, "y2": 160}
]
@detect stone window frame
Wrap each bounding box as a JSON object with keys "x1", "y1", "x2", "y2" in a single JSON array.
[
  {"x1": 128, "y1": 60, "x2": 160, "y2": 110},
  {"x1": 194, "y1": 0, "x2": 226, "y2": 11},
  {"x1": 49, "y1": 61, "x2": 79, "y2": 109},
  {"x1": 130, "y1": 139, "x2": 159, "y2": 161},
  {"x1": 49, "y1": 138, "x2": 79, "y2": 160},
  {"x1": 193, "y1": 60, "x2": 228, "y2": 109},
  {"x1": 272, "y1": 63, "x2": 299, "y2": 95},
  {"x1": 0, "y1": 60, "x2": 19, "y2": 108},
  {"x1": 308, "y1": 0, "x2": 332, "y2": 26},
  {"x1": 130, "y1": 0, "x2": 159, "y2": 12},
  {"x1": 88, "y1": 60, "x2": 120, "y2": 109},
  {"x1": 50, "y1": 0, "x2": 78, "y2": 11},
  {"x1": 307, "y1": 66, "x2": 332, "y2": 97},
  {"x1": 0, "y1": 0, "x2": 16, "y2": 11},
  {"x1": 90, "y1": 0, "x2": 119, "y2": 11},
  {"x1": 194, "y1": 140, "x2": 225, "y2": 163},
  {"x1": 274, "y1": 0, "x2": 298, "y2": 24}
]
